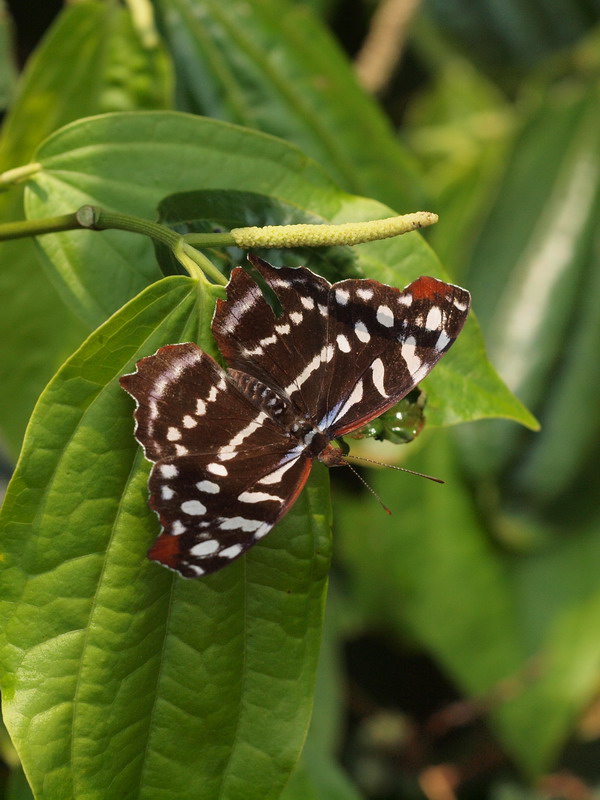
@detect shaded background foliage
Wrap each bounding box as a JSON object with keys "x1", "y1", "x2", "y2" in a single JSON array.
[{"x1": 1, "y1": 0, "x2": 600, "y2": 798}]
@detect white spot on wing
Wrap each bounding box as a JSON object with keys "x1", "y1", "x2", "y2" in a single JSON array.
[
  {"x1": 354, "y1": 321, "x2": 370, "y2": 343},
  {"x1": 175, "y1": 445, "x2": 188, "y2": 456},
  {"x1": 336, "y1": 334, "x2": 351, "y2": 353},
  {"x1": 371, "y1": 358, "x2": 388, "y2": 397},
  {"x1": 376, "y1": 305, "x2": 394, "y2": 327},
  {"x1": 398, "y1": 294, "x2": 412, "y2": 307},
  {"x1": 160, "y1": 464, "x2": 178, "y2": 478},
  {"x1": 171, "y1": 520, "x2": 186, "y2": 535},
  {"x1": 219, "y1": 517, "x2": 264, "y2": 532},
  {"x1": 208, "y1": 463, "x2": 228, "y2": 476},
  {"x1": 197, "y1": 480, "x2": 220, "y2": 493},
  {"x1": 335, "y1": 288, "x2": 350, "y2": 305},
  {"x1": 183, "y1": 415, "x2": 197, "y2": 428},
  {"x1": 196, "y1": 398, "x2": 206, "y2": 415},
  {"x1": 401, "y1": 336, "x2": 427, "y2": 382},
  {"x1": 187, "y1": 564, "x2": 206, "y2": 576},
  {"x1": 356, "y1": 287, "x2": 373, "y2": 300},
  {"x1": 275, "y1": 323, "x2": 290, "y2": 335},
  {"x1": 258, "y1": 456, "x2": 300, "y2": 485},
  {"x1": 435, "y1": 330, "x2": 451, "y2": 351},
  {"x1": 333, "y1": 379, "x2": 364, "y2": 423},
  {"x1": 254, "y1": 523, "x2": 271, "y2": 540},
  {"x1": 181, "y1": 500, "x2": 207, "y2": 516},
  {"x1": 220, "y1": 289, "x2": 260, "y2": 333},
  {"x1": 190, "y1": 539, "x2": 219, "y2": 556},
  {"x1": 425, "y1": 306, "x2": 442, "y2": 331},
  {"x1": 154, "y1": 378, "x2": 169, "y2": 396},
  {"x1": 285, "y1": 352, "x2": 322, "y2": 394},
  {"x1": 290, "y1": 311, "x2": 303, "y2": 324},
  {"x1": 243, "y1": 344, "x2": 264, "y2": 357},
  {"x1": 238, "y1": 490, "x2": 282, "y2": 503},
  {"x1": 220, "y1": 543, "x2": 244, "y2": 559},
  {"x1": 260, "y1": 334, "x2": 277, "y2": 347},
  {"x1": 161, "y1": 486, "x2": 174, "y2": 500},
  {"x1": 167, "y1": 427, "x2": 181, "y2": 441},
  {"x1": 301, "y1": 296, "x2": 315, "y2": 309},
  {"x1": 222, "y1": 412, "x2": 267, "y2": 450},
  {"x1": 453, "y1": 296, "x2": 468, "y2": 311}
]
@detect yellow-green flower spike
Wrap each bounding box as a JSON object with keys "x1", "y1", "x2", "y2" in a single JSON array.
[{"x1": 230, "y1": 211, "x2": 438, "y2": 249}]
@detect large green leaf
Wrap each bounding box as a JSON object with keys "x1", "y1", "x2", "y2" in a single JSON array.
[
  {"x1": 0, "y1": 1, "x2": 171, "y2": 457},
  {"x1": 24, "y1": 111, "x2": 345, "y2": 326},
  {"x1": 404, "y1": 35, "x2": 515, "y2": 279},
  {"x1": 336, "y1": 426, "x2": 600, "y2": 775},
  {"x1": 0, "y1": 0, "x2": 16, "y2": 114},
  {"x1": 461, "y1": 66, "x2": 600, "y2": 482},
  {"x1": 425, "y1": 0, "x2": 600, "y2": 82},
  {"x1": 0, "y1": 275, "x2": 332, "y2": 799},
  {"x1": 282, "y1": 586, "x2": 360, "y2": 800},
  {"x1": 150, "y1": 0, "x2": 425, "y2": 211},
  {"x1": 21, "y1": 111, "x2": 533, "y2": 429}
]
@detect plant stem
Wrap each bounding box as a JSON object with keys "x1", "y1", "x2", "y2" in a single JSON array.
[
  {"x1": 76, "y1": 205, "x2": 181, "y2": 249},
  {"x1": 181, "y1": 242, "x2": 227, "y2": 285},
  {"x1": 0, "y1": 213, "x2": 81, "y2": 241},
  {"x1": 183, "y1": 232, "x2": 237, "y2": 248},
  {"x1": 0, "y1": 162, "x2": 41, "y2": 187}
]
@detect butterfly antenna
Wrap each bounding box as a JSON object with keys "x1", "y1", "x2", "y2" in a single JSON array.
[
  {"x1": 344, "y1": 453, "x2": 445, "y2": 484},
  {"x1": 342, "y1": 461, "x2": 393, "y2": 515}
]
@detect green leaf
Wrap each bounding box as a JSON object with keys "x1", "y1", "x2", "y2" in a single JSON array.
[
  {"x1": 0, "y1": 195, "x2": 89, "y2": 458},
  {"x1": 425, "y1": 0, "x2": 599, "y2": 83},
  {"x1": 335, "y1": 431, "x2": 522, "y2": 695},
  {"x1": 0, "y1": 275, "x2": 332, "y2": 799},
  {"x1": 282, "y1": 587, "x2": 362, "y2": 800},
  {"x1": 0, "y1": 1, "x2": 17, "y2": 114},
  {"x1": 5, "y1": 768, "x2": 34, "y2": 800},
  {"x1": 461, "y1": 73, "x2": 600, "y2": 476},
  {"x1": 282, "y1": 756, "x2": 363, "y2": 800},
  {"x1": 493, "y1": 513, "x2": 600, "y2": 774},
  {"x1": 25, "y1": 111, "x2": 348, "y2": 327},
  {"x1": 0, "y1": 1, "x2": 172, "y2": 457},
  {"x1": 404, "y1": 36, "x2": 516, "y2": 278},
  {"x1": 335, "y1": 428, "x2": 600, "y2": 775},
  {"x1": 22, "y1": 111, "x2": 532, "y2": 429},
  {"x1": 150, "y1": 0, "x2": 425, "y2": 211}
]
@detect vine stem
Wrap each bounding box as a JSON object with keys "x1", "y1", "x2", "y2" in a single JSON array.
[{"x1": 0, "y1": 206, "x2": 439, "y2": 284}]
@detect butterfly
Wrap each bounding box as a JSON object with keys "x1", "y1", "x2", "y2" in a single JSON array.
[{"x1": 120, "y1": 255, "x2": 470, "y2": 577}]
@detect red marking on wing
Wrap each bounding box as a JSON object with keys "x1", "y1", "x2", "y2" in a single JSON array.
[
  {"x1": 148, "y1": 533, "x2": 180, "y2": 568},
  {"x1": 408, "y1": 276, "x2": 447, "y2": 300},
  {"x1": 278, "y1": 458, "x2": 313, "y2": 517}
]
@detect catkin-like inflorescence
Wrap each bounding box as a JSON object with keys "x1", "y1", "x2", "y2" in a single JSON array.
[{"x1": 230, "y1": 212, "x2": 438, "y2": 249}]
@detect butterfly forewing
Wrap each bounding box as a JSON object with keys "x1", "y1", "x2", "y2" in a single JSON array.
[
  {"x1": 212, "y1": 256, "x2": 331, "y2": 420},
  {"x1": 120, "y1": 343, "x2": 293, "y2": 461},
  {"x1": 317, "y1": 275, "x2": 471, "y2": 438}
]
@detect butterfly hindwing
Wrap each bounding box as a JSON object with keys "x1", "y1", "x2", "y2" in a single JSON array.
[
  {"x1": 147, "y1": 449, "x2": 312, "y2": 578},
  {"x1": 120, "y1": 342, "x2": 313, "y2": 576}
]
